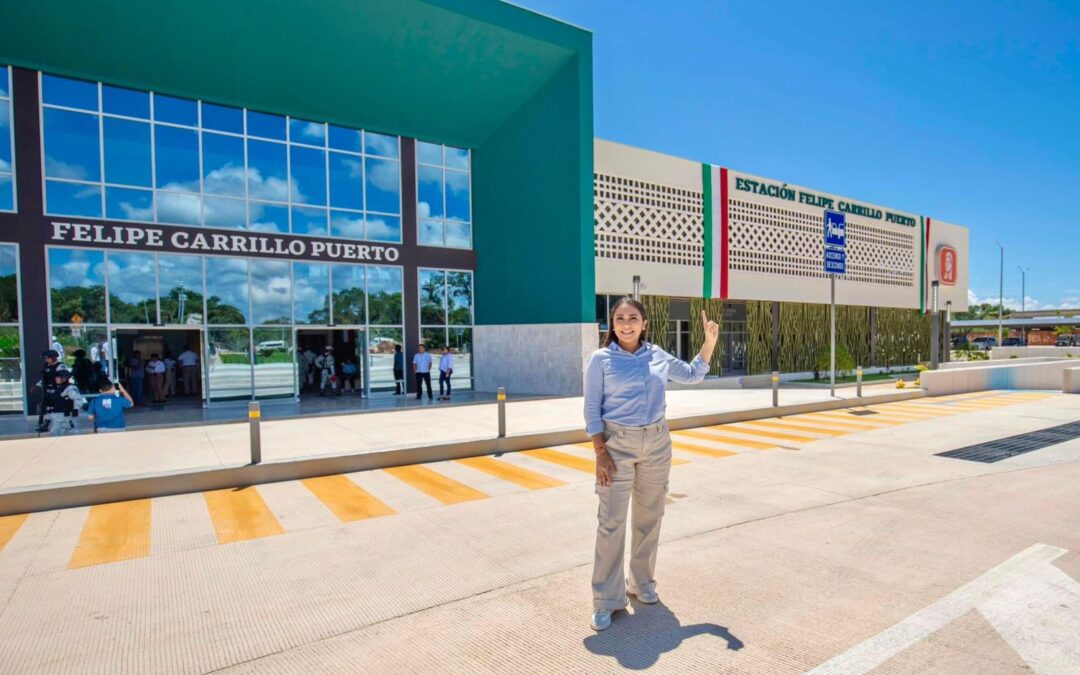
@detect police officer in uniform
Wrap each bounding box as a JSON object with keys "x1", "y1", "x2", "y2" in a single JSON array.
[
  {"x1": 315, "y1": 345, "x2": 337, "y2": 396},
  {"x1": 32, "y1": 349, "x2": 68, "y2": 433}
]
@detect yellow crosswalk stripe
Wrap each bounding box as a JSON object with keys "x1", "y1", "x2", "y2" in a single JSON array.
[
  {"x1": 523, "y1": 448, "x2": 595, "y2": 473},
  {"x1": 0, "y1": 514, "x2": 28, "y2": 554},
  {"x1": 456, "y1": 456, "x2": 566, "y2": 490},
  {"x1": 302, "y1": 475, "x2": 397, "y2": 522},
  {"x1": 805, "y1": 411, "x2": 902, "y2": 425},
  {"x1": 572, "y1": 442, "x2": 689, "y2": 464},
  {"x1": 722, "y1": 424, "x2": 818, "y2": 443},
  {"x1": 69, "y1": 499, "x2": 151, "y2": 569},
  {"x1": 204, "y1": 487, "x2": 285, "y2": 544},
  {"x1": 384, "y1": 465, "x2": 489, "y2": 505},
  {"x1": 779, "y1": 415, "x2": 879, "y2": 431},
  {"x1": 735, "y1": 419, "x2": 850, "y2": 436},
  {"x1": 677, "y1": 428, "x2": 777, "y2": 450},
  {"x1": 671, "y1": 440, "x2": 737, "y2": 458}
]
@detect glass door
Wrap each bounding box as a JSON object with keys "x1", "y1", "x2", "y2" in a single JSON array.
[{"x1": 253, "y1": 326, "x2": 294, "y2": 399}]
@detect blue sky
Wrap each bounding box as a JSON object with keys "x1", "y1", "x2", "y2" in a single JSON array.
[{"x1": 519, "y1": 0, "x2": 1080, "y2": 310}]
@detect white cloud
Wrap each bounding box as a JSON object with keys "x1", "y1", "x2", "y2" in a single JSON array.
[
  {"x1": 967, "y1": 289, "x2": 1074, "y2": 311},
  {"x1": 364, "y1": 132, "x2": 398, "y2": 158},
  {"x1": 45, "y1": 157, "x2": 89, "y2": 181},
  {"x1": 366, "y1": 157, "x2": 400, "y2": 193}
]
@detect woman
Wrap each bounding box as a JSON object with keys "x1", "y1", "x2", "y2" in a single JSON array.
[{"x1": 584, "y1": 297, "x2": 718, "y2": 631}]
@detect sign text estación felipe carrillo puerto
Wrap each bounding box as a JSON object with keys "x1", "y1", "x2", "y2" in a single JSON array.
[{"x1": 49, "y1": 221, "x2": 401, "y2": 262}]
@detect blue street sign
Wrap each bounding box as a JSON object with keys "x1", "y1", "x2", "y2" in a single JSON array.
[
  {"x1": 824, "y1": 209, "x2": 846, "y2": 248},
  {"x1": 824, "y1": 247, "x2": 846, "y2": 274}
]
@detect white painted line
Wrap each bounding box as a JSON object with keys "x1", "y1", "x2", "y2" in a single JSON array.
[{"x1": 806, "y1": 543, "x2": 1073, "y2": 674}]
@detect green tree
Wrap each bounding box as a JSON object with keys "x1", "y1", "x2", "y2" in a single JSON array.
[
  {"x1": 953, "y1": 303, "x2": 1014, "y2": 321},
  {"x1": 814, "y1": 344, "x2": 855, "y2": 380}
]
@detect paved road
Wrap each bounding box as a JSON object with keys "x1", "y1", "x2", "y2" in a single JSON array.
[{"x1": 0, "y1": 390, "x2": 1077, "y2": 673}]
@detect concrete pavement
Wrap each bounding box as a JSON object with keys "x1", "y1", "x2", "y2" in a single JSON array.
[{"x1": 0, "y1": 390, "x2": 1077, "y2": 673}]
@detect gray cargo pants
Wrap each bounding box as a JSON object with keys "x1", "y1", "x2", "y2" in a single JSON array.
[{"x1": 592, "y1": 419, "x2": 672, "y2": 610}]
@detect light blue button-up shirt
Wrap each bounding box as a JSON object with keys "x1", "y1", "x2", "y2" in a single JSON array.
[{"x1": 583, "y1": 341, "x2": 709, "y2": 436}]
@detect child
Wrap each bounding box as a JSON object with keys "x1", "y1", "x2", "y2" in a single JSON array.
[
  {"x1": 88, "y1": 378, "x2": 134, "y2": 433},
  {"x1": 44, "y1": 369, "x2": 85, "y2": 436}
]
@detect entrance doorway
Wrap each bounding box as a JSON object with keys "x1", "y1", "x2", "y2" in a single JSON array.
[
  {"x1": 113, "y1": 327, "x2": 204, "y2": 407},
  {"x1": 296, "y1": 328, "x2": 366, "y2": 398},
  {"x1": 721, "y1": 302, "x2": 748, "y2": 375}
]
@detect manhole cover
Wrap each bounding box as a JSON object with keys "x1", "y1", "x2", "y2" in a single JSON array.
[{"x1": 935, "y1": 421, "x2": 1080, "y2": 463}]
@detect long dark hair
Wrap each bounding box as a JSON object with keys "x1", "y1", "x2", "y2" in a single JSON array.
[{"x1": 604, "y1": 296, "x2": 648, "y2": 347}]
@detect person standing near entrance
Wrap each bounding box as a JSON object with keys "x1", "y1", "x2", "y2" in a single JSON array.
[
  {"x1": 393, "y1": 344, "x2": 405, "y2": 395},
  {"x1": 126, "y1": 350, "x2": 146, "y2": 406},
  {"x1": 317, "y1": 345, "x2": 337, "y2": 396},
  {"x1": 412, "y1": 343, "x2": 433, "y2": 400},
  {"x1": 177, "y1": 345, "x2": 199, "y2": 396},
  {"x1": 32, "y1": 350, "x2": 68, "y2": 433},
  {"x1": 584, "y1": 298, "x2": 718, "y2": 631},
  {"x1": 301, "y1": 347, "x2": 317, "y2": 390},
  {"x1": 438, "y1": 345, "x2": 454, "y2": 401},
  {"x1": 44, "y1": 369, "x2": 85, "y2": 436},
  {"x1": 163, "y1": 351, "x2": 177, "y2": 397},
  {"x1": 146, "y1": 353, "x2": 166, "y2": 404}
]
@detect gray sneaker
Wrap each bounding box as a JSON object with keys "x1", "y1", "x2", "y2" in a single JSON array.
[
  {"x1": 590, "y1": 609, "x2": 613, "y2": 631},
  {"x1": 635, "y1": 590, "x2": 659, "y2": 604}
]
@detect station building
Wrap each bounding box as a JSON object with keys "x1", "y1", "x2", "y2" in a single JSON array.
[{"x1": 0, "y1": 1, "x2": 969, "y2": 416}]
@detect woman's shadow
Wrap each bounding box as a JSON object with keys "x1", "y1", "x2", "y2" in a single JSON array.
[{"x1": 582, "y1": 598, "x2": 743, "y2": 669}]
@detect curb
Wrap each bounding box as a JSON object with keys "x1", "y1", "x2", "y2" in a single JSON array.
[{"x1": 0, "y1": 390, "x2": 926, "y2": 516}]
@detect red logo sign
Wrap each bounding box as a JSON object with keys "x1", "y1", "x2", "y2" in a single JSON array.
[{"x1": 938, "y1": 246, "x2": 958, "y2": 286}]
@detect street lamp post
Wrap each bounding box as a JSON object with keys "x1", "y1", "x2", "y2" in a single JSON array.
[
  {"x1": 995, "y1": 240, "x2": 1004, "y2": 347},
  {"x1": 930, "y1": 281, "x2": 940, "y2": 369},
  {"x1": 1017, "y1": 266, "x2": 1029, "y2": 344},
  {"x1": 632, "y1": 275, "x2": 641, "y2": 300}
]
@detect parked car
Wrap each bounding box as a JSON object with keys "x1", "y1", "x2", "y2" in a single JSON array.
[
  {"x1": 971, "y1": 337, "x2": 997, "y2": 351},
  {"x1": 951, "y1": 335, "x2": 969, "y2": 348},
  {"x1": 255, "y1": 339, "x2": 287, "y2": 351},
  {"x1": 1001, "y1": 337, "x2": 1026, "y2": 347},
  {"x1": 1056, "y1": 335, "x2": 1076, "y2": 347}
]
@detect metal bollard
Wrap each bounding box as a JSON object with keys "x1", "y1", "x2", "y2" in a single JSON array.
[
  {"x1": 856, "y1": 365, "x2": 863, "y2": 399},
  {"x1": 771, "y1": 371, "x2": 779, "y2": 407},
  {"x1": 497, "y1": 387, "x2": 506, "y2": 438},
  {"x1": 249, "y1": 401, "x2": 262, "y2": 464}
]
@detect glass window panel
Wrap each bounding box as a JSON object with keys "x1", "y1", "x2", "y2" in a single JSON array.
[
  {"x1": 156, "y1": 191, "x2": 201, "y2": 225},
  {"x1": 289, "y1": 119, "x2": 325, "y2": 145},
  {"x1": 445, "y1": 146, "x2": 470, "y2": 171},
  {"x1": 364, "y1": 132, "x2": 399, "y2": 159},
  {"x1": 0, "y1": 178, "x2": 15, "y2": 212},
  {"x1": 293, "y1": 262, "x2": 329, "y2": 325},
  {"x1": 53, "y1": 326, "x2": 106, "y2": 375},
  {"x1": 158, "y1": 254, "x2": 204, "y2": 325},
  {"x1": 417, "y1": 165, "x2": 443, "y2": 219},
  {"x1": 445, "y1": 170, "x2": 470, "y2": 224},
  {"x1": 250, "y1": 260, "x2": 291, "y2": 324},
  {"x1": 43, "y1": 108, "x2": 101, "y2": 181},
  {"x1": 365, "y1": 214, "x2": 401, "y2": 244},
  {"x1": 42, "y1": 75, "x2": 97, "y2": 111},
  {"x1": 419, "y1": 270, "x2": 445, "y2": 325},
  {"x1": 106, "y1": 186, "x2": 153, "y2": 221},
  {"x1": 246, "y1": 110, "x2": 286, "y2": 140},
  {"x1": 419, "y1": 218, "x2": 443, "y2": 246},
  {"x1": 367, "y1": 266, "x2": 402, "y2": 325},
  {"x1": 208, "y1": 327, "x2": 251, "y2": 401},
  {"x1": 46, "y1": 180, "x2": 102, "y2": 217},
  {"x1": 248, "y1": 202, "x2": 289, "y2": 233},
  {"x1": 0, "y1": 104, "x2": 10, "y2": 167},
  {"x1": 102, "y1": 85, "x2": 150, "y2": 118},
  {"x1": 201, "y1": 102, "x2": 242, "y2": 134},
  {"x1": 328, "y1": 152, "x2": 363, "y2": 210},
  {"x1": 153, "y1": 94, "x2": 197, "y2": 126},
  {"x1": 202, "y1": 132, "x2": 245, "y2": 196},
  {"x1": 253, "y1": 327, "x2": 293, "y2": 398},
  {"x1": 291, "y1": 206, "x2": 327, "y2": 236},
  {"x1": 367, "y1": 327, "x2": 403, "y2": 393},
  {"x1": 330, "y1": 210, "x2": 365, "y2": 239},
  {"x1": 204, "y1": 196, "x2": 246, "y2": 229},
  {"x1": 331, "y1": 264, "x2": 365, "y2": 325},
  {"x1": 328, "y1": 125, "x2": 362, "y2": 153},
  {"x1": 417, "y1": 141, "x2": 442, "y2": 166},
  {"x1": 365, "y1": 157, "x2": 400, "y2": 214},
  {"x1": 0, "y1": 244, "x2": 19, "y2": 322},
  {"x1": 205, "y1": 257, "x2": 249, "y2": 324},
  {"x1": 154, "y1": 125, "x2": 199, "y2": 191},
  {"x1": 421, "y1": 327, "x2": 446, "y2": 351},
  {"x1": 106, "y1": 252, "x2": 156, "y2": 324},
  {"x1": 246, "y1": 139, "x2": 288, "y2": 202},
  {"x1": 445, "y1": 220, "x2": 472, "y2": 249},
  {"x1": 0, "y1": 325, "x2": 23, "y2": 410},
  {"x1": 449, "y1": 327, "x2": 472, "y2": 389},
  {"x1": 289, "y1": 146, "x2": 326, "y2": 205},
  {"x1": 447, "y1": 271, "x2": 473, "y2": 326},
  {"x1": 103, "y1": 117, "x2": 151, "y2": 186},
  {"x1": 49, "y1": 248, "x2": 106, "y2": 324},
  {"x1": 0, "y1": 68, "x2": 8, "y2": 98}
]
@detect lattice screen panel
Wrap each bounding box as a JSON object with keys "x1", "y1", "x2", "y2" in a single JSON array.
[
  {"x1": 594, "y1": 173, "x2": 704, "y2": 266},
  {"x1": 728, "y1": 200, "x2": 914, "y2": 287}
]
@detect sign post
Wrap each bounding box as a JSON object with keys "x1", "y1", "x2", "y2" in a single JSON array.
[{"x1": 823, "y1": 210, "x2": 847, "y2": 397}]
